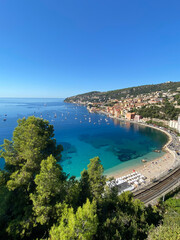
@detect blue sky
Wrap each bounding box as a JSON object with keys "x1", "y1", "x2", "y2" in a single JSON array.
[{"x1": 0, "y1": 0, "x2": 180, "y2": 98}]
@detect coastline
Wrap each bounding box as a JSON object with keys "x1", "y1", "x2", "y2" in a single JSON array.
[
  {"x1": 66, "y1": 102, "x2": 179, "y2": 186},
  {"x1": 100, "y1": 112, "x2": 178, "y2": 185}
]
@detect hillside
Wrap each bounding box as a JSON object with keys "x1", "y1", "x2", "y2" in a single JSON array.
[{"x1": 64, "y1": 81, "x2": 180, "y2": 103}]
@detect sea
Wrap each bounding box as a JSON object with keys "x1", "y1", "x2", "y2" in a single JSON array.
[{"x1": 0, "y1": 98, "x2": 168, "y2": 177}]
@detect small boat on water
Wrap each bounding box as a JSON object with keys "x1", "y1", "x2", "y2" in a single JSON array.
[
  {"x1": 154, "y1": 149, "x2": 161, "y2": 153},
  {"x1": 3, "y1": 118, "x2": 7, "y2": 121},
  {"x1": 54, "y1": 113, "x2": 57, "y2": 118},
  {"x1": 141, "y1": 159, "x2": 147, "y2": 163}
]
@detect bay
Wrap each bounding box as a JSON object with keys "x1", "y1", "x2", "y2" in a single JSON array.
[{"x1": 0, "y1": 98, "x2": 168, "y2": 177}]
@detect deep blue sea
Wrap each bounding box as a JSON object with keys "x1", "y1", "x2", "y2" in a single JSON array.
[{"x1": 0, "y1": 98, "x2": 168, "y2": 177}]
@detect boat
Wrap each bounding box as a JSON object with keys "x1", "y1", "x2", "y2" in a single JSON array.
[
  {"x1": 54, "y1": 113, "x2": 57, "y2": 118},
  {"x1": 154, "y1": 149, "x2": 161, "y2": 153},
  {"x1": 3, "y1": 118, "x2": 7, "y2": 121},
  {"x1": 141, "y1": 159, "x2": 147, "y2": 163}
]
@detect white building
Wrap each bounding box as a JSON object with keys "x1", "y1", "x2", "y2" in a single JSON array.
[{"x1": 169, "y1": 116, "x2": 180, "y2": 133}]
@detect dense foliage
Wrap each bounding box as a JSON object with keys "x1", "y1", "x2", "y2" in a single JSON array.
[
  {"x1": 0, "y1": 116, "x2": 167, "y2": 239},
  {"x1": 174, "y1": 93, "x2": 180, "y2": 105},
  {"x1": 148, "y1": 192, "x2": 180, "y2": 240},
  {"x1": 65, "y1": 81, "x2": 180, "y2": 102},
  {"x1": 134, "y1": 100, "x2": 180, "y2": 120}
]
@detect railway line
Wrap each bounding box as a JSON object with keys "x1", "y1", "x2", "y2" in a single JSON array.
[{"x1": 133, "y1": 168, "x2": 180, "y2": 204}]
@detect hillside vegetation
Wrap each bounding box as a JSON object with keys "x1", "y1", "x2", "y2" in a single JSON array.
[
  {"x1": 148, "y1": 190, "x2": 180, "y2": 240},
  {"x1": 65, "y1": 81, "x2": 180, "y2": 103}
]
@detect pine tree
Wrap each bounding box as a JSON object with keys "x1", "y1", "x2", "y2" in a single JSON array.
[
  {"x1": 50, "y1": 199, "x2": 98, "y2": 240},
  {"x1": 87, "y1": 157, "x2": 106, "y2": 201}
]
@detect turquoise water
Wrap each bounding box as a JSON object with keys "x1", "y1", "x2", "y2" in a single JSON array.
[{"x1": 0, "y1": 98, "x2": 168, "y2": 177}]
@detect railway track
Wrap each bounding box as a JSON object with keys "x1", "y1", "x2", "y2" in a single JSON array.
[{"x1": 133, "y1": 168, "x2": 180, "y2": 204}]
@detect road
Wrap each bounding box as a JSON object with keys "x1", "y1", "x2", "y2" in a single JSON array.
[{"x1": 133, "y1": 168, "x2": 180, "y2": 204}]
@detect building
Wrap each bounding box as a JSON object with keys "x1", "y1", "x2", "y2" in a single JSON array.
[
  {"x1": 134, "y1": 115, "x2": 142, "y2": 122},
  {"x1": 169, "y1": 120, "x2": 178, "y2": 129},
  {"x1": 107, "y1": 107, "x2": 114, "y2": 115},
  {"x1": 126, "y1": 112, "x2": 135, "y2": 121},
  {"x1": 169, "y1": 116, "x2": 180, "y2": 133},
  {"x1": 114, "y1": 108, "x2": 121, "y2": 118}
]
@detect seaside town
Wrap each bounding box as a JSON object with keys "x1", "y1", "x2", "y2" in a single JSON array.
[{"x1": 68, "y1": 86, "x2": 180, "y2": 134}]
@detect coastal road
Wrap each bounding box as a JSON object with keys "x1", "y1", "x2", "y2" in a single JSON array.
[{"x1": 133, "y1": 168, "x2": 180, "y2": 204}]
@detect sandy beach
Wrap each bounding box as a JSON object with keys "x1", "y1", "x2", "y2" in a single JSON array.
[
  {"x1": 108, "y1": 151, "x2": 174, "y2": 183},
  {"x1": 106, "y1": 119, "x2": 177, "y2": 186}
]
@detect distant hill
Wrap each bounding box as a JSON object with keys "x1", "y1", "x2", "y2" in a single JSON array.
[{"x1": 64, "y1": 81, "x2": 180, "y2": 103}]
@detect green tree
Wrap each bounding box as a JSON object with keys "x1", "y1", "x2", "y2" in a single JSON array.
[
  {"x1": 87, "y1": 157, "x2": 106, "y2": 201},
  {"x1": 0, "y1": 116, "x2": 64, "y2": 239},
  {"x1": 1, "y1": 116, "x2": 63, "y2": 192},
  {"x1": 0, "y1": 170, "x2": 10, "y2": 239},
  {"x1": 30, "y1": 155, "x2": 67, "y2": 226},
  {"x1": 148, "y1": 196, "x2": 180, "y2": 240},
  {"x1": 78, "y1": 169, "x2": 91, "y2": 206},
  {"x1": 148, "y1": 224, "x2": 180, "y2": 240},
  {"x1": 50, "y1": 199, "x2": 98, "y2": 240},
  {"x1": 64, "y1": 176, "x2": 80, "y2": 210},
  {"x1": 97, "y1": 192, "x2": 161, "y2": 240}
]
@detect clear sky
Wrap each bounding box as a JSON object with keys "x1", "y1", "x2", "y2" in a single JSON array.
[{"x1": 0, "y1": 0, "x2": 180, "y2": 98}]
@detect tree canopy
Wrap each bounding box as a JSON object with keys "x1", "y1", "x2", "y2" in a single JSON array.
[
  {"x1": 50, "y1": 199, "x2": 98, "y2": 240},
  {"x1": 1, "y1": 116, "x2": 63, "y2": 192}
]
